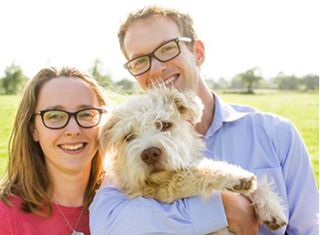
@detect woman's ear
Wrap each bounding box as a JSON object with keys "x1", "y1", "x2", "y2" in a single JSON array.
[
  {"x1": 194, "y1": 39, "x2": 205, "y2": 66},
  {"x1": 33, "y1": 127, "x2": 39, "y2": 142}
]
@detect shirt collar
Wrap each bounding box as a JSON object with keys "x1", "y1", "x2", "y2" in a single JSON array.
[{"x1": 205, "y1": 93, "x2": 250, "y2": 138}]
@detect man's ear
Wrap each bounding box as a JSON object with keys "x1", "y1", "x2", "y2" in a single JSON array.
[{"x1": 194, "y1": 39, "x2": 205, "y2": 66}]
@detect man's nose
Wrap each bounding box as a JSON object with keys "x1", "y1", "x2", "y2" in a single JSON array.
[{"x1": 149, "y1": 57, "x2": 167, "y2": 75}]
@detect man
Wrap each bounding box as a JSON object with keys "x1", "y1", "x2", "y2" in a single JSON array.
[{"x1": 90, "y1": 6, "x2": 319, "y2": 234}]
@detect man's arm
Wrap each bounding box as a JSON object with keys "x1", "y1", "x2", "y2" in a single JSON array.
[
  {"x1": 275, "y1": 121, "x2": 319, "y2": 234},
  {"x1": 89, "y1": 185, "x2": 259, "y2": 235},
  {"x1": 90, "y1": 186, "x2": 227, "y2": 235}
]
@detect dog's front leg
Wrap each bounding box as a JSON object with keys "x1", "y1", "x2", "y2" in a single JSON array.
[
  {"x1": 142, "y1": 159, "x2": 257, "y2": 203},
  {"x1": 143, "y1": 170, "x2": 212, "y2": 203},
  {"x1": 190, "y1": 158, "x2": 257, "y2": 198}
]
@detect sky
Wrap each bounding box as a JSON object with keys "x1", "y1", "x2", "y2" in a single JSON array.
[{"x1": 0, "y1": 0, "x2": 319, "y2": 81}]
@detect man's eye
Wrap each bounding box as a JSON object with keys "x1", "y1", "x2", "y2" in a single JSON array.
[
  {"x1": 161, "y1": 45, "x2": 176, "y2": 53},
  {"x1": 132, "y1": 57, "x2": 148, "y2": 68}
]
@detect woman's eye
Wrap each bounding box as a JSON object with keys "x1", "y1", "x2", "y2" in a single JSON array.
[
  {"x1": 48, "y1": 114, "x2": 62, "y2": 120},
  {"x1": 45, "y1": 111, "x2": 65, "y2": 121}
]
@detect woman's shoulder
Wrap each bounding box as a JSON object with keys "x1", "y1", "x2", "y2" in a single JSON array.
[
  {"x1": 0, "y1": 195, "x2": 23, "y2": 233},
  {"x1": 0, "y1": 195, "x2": 52, "y2": 234},
  {"x1": 0, "y1": 194, "x2": 22, "y2": 216},
  {"x1": 0, "y1": 194, "x2": 22, "y2": 206}
]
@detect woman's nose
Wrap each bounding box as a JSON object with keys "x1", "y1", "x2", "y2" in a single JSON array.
[{"x1": 64, "y1": 117, "x2": 81, "y2": 136}]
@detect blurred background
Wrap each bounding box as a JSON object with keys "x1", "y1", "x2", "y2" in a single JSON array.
[
  {"x1": 0, "y1": 0, "x2": 318, "y2": 185},
  {"x1": 0, "y1": 0, "x2": 319, "y2": 91}
]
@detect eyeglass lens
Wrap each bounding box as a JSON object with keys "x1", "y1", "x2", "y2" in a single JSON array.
[
  {"x1": 42, "y1": 109, "x2": 102, "y2": 129},
  {"x1": 126, "y1": 40, "x2": 180, "y2": 76}
]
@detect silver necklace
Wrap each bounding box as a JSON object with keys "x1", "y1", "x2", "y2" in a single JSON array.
[{"x1": 55, "y1": 204, "x2": 85, "y2": 235}]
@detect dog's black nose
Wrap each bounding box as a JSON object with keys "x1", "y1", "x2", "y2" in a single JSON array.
[{"x1": 141, "y1": 147, "x2": 161, "y2": 165}]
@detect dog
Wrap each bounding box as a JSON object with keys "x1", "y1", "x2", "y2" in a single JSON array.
[{"x1": 99, "y1": 87, "x2": 287, "y2": 234}]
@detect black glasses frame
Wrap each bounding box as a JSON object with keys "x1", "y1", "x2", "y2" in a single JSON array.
[
  {"x1": 34, "y1": 108, "x2": 106, "y2": 129},
  {"x1": 124, "y1": 37, "x2": 192, "y2": 76}
]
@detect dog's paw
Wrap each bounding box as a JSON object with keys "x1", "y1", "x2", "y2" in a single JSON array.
[
  {"x1": 251, "y1": 175, "x2": 287, "y2": 231},
  {"x1": 229, "y1": 175, "x2": 257, "y2": 193},
  {"x1": 264, "y1": 216, "x2": 287, "y2": 231}
]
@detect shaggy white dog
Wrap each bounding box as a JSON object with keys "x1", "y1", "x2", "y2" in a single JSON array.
[{"x1": 100, "y1": 87, "x2": 286, "y2": 234}]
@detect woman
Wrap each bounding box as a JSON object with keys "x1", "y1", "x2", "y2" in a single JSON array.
[{"x1": 0, "y1": 67, "x2": 106, "y2": 234}]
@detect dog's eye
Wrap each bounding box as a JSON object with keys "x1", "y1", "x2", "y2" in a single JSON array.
[
  {"x1": 156, "y1": 121, "x2": 172, "y2": 132},
  {"x1": 124, "y1": 133, "x2": 136, "y2": 142},
  {"x1": 161, "y1": 122, "x2": 172, "y2": 131}
]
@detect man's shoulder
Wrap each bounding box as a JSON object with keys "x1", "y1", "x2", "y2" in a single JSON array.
[
  {"x1": 230, "y1": 103, "x2": 289, "y2": 121},
  {"x1": 227, "y1": 103, "x2": 294, "y2": 131}
]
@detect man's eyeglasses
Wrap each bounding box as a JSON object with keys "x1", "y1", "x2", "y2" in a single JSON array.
[
  {"x1": 34, "y1": 108, "x2": 106, "y2": 129},
  {"x1": 124, "y1": 37, "x2": 192, "y2": 76}
]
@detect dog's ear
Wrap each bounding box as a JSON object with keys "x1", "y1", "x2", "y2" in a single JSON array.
[
  {"x1": 172, "y1": 90, "x2": 204, "y2": 125},
  {"x1": 151, "y1": 87, "x2": 203, "y2": 125},
  {"x1": 99, "y1": 113, "x2": 120, "y2": 153}
]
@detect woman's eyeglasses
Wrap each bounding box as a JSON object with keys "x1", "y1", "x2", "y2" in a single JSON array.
[{"x1": 34, "y1": 108, "x2": 106, "y2": 129}]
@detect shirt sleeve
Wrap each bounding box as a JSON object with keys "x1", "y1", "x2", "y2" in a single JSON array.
[
  {"x1": 274, "y1": 120, "x2": 319, "y2": 234},
  {"x1": 89, "y1": 186, "x2": 228, "y2": 235}
]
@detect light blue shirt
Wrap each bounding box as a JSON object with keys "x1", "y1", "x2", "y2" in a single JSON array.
[{"x1": 90, "y1": 94, "x2": 319, "y2": 235}]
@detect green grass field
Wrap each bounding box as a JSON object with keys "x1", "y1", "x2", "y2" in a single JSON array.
[
  {"x1": 219, "y1": 91, "x2": 319, "y2": 187},
  {"x1": 0, "y1": 91, "x2": 318, "y2": 187}
]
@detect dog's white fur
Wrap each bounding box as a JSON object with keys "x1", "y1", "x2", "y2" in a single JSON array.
[{"x1": 100, "y1": 87, "x2": 287, "y2": 234}]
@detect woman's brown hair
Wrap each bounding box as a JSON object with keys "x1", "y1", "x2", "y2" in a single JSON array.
[{"x1": 0, "y1": 67, "x2": 106, "y2": 216}]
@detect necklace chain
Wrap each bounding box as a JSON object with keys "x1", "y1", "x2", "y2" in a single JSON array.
[{"x1": 55, "y1": 204, "x2": 84, "y2": 233}]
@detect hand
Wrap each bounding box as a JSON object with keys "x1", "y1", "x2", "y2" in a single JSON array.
[{"x1": 221, "y1": 191, "x2": 260, "y2": 235}]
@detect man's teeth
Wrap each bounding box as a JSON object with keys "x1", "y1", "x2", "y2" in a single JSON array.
[
  {"x1": 60, "y1": 143, "x2": 84, "y2": 151},
  {"x1": 164, "y1": 76, "x2": 176, "y2": 85}
]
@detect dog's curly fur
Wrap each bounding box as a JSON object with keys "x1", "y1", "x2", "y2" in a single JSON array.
[{"x1": 100, "y1": 87, "x2": 287, "y2": 234}]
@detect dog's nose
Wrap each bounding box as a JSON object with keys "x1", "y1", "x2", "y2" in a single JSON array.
[{"x1": 141, "y1": 147, "x2": 161, "y2": 165}]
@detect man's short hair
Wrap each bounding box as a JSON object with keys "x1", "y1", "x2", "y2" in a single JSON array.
[{"x1": 118, "y1": 5, "x2": 197, "y2": 59}]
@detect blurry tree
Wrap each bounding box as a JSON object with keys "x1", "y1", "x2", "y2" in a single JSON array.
[
  {"x1": 206, "y1": 78, "x2": 230, "y2": 90},
  {"x1": 1, "y1": 64, "x2": 28, "y2": 94},
  {"x1": 215, "y1": 78, "x2": 230, "y2": 90},
  {"x1": 90, "y1": 59, "x2": 113, "y2": 88},
  {"x1": 301, "y1": 74, "x2": 319, "y2": 91},
  {"x1": 236, "y1": 67, "x2": 262, "y2": 94},
  {"x1": 274, "y1": 73, "x2": 300, "y2": 90},
  {"x1": 115, "y1": 78, "x2": 137, "y2": 94},
  {"x1": 205, "y1": 79, "x2": 215, "y2": 90},
  {"x1": 230, "y1": 76, "x2": 245, "y2": 90},
  {"x1": 0, "y1": 79, "x2": 3, "y2": 94}
]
